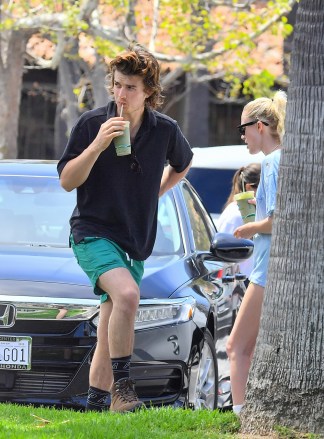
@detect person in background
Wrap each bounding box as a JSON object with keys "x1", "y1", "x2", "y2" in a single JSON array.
[
  {"x1": 226, "y1": 90, "x2": 287, "y2": 415},
  {"x1": 217, "y1": 163, "x2": 261, "y2": 284},
  {"x1": 57, "y1": 44, "x2": 193, "y2": 413}
]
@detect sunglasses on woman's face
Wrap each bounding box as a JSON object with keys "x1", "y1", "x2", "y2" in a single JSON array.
[{"x1": 237, "y1": 120, "x2": 269, "y2": 136}]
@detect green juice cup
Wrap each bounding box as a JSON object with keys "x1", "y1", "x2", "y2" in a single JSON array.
[
  {"x1": 234, "y1": 191, "x2": 256, "y2": 224},
  {"x1": 114, "y1": 121, "x2": 131, "y2": 156}
]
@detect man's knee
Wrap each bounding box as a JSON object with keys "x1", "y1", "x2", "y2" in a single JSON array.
[{"x1": 115, "y1": 285, "x2": 140, "y2": 314}]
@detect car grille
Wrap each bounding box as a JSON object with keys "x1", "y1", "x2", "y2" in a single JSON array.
[
  {"x1": 12, "y1": 369, "x2": 73, "y2": 393},
  {"x1": 3, "y1": 319, "x2": 93, "y2": 335},
  {"x1": 0, "y1": 319, "x2": 96, "y2": 396}
]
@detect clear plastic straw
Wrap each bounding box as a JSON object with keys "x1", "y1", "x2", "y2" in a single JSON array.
[
  {"x1": 120, "y1": 105, "x2": 124, "y2": 118},
  {"x1": 241, "y1": 171, "x2": 245, "y2": 192}
]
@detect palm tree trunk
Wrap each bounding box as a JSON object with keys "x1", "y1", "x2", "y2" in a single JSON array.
[{"x1": 241, "y1": 0, "x2": 324, "y2": 434}]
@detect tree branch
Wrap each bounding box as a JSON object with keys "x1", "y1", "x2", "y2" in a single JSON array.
[
  {"x1": 23, "y1": 1, "x2": 101, "y2": 70},
  {"x1": 79, "y1": 0, "x2": 99, "y2": 22},
  {"x1": 131, "y1": 0, "x2": 295, "y2": 65},
  {"x1": 149, "y1": 0, "x2": 160, "y2": 52},
  {"x1": 161, "y1": 66, "x2": 184, "y2": 88},
  {"x1": 209, "y1": 0, "x2": 254, "y2": 7},
  {"x1": 124, "y1": 0, "x2": 137, "y2": 41}
]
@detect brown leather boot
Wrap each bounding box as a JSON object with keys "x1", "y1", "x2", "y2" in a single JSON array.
[{"x1": 110, "y1": 378, "x2": 144, "y2": 413}]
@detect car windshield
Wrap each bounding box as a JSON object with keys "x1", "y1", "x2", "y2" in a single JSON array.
[
  {"x1": 0, "y1": 175, "x2": 75, "y2": 246},
  {"x1": 0, "y1": 174, "x2": 184, "y2": 255}
]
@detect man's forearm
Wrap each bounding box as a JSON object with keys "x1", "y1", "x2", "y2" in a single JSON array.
[
  {"x1": 60, "y1": 143, "x2": 102, "y2": 192},
  {"x1": 159, "y1": 161, "x2": 192, "y2": 197}
]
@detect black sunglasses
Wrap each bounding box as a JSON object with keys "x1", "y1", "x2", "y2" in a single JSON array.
[
  {"x1": 237, "y1": 119, "x2": 269, "y2": 136},
  {"x1": 130, "y1": 150, "x2": 142, "y2": 174}
]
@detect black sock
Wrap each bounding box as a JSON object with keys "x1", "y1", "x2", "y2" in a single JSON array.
[
  {"x1": 86, "y1": 386, "x2": 109, "y2": 411},
  {"x1": 111, "y1": 355, "x2": 131, "y2": 383}
]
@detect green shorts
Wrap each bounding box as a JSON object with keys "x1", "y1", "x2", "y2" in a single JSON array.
[{"x1": 70, "y1": 236, "x2": 144, "y2": 304}]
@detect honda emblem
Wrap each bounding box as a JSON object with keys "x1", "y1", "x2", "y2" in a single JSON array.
[{"x1": 0, "y1": 304, "x2": 16, "y2": 328}]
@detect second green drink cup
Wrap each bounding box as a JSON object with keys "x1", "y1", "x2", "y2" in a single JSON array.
[{"x1": 234, "y1": 191, "x2": 256, "y2": 224}]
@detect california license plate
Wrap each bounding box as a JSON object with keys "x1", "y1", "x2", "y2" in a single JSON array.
[{"x1": 0, "y1": 336, "x2": 32, "y2": 370}]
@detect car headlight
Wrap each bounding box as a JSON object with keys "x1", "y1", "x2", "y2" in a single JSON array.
[
  {"x1": 91, "y1": 297, "x2": 196, "y2": 330},
  {"x1": 135, "y1": 297, "x2": 196, "y2": 330}
]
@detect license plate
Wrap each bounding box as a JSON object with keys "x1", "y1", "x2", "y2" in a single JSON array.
[{"x1": 0, "y1": 336, "x2": 32, "y2": 370}]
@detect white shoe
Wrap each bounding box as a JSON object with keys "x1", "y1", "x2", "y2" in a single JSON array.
[{"x1": 233, "y1": 404, "x2": 243, "y2": 415}]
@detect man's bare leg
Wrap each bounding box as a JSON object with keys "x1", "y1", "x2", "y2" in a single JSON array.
[
  {"x1": 97, "y1": 267, "x2": 139, "y2": 358},
  {"x1": 89, "y1": 299, "x2": 113, "y2": 391},
  {"x1": 96, "y1": 267, "x2": 143, "y2": 412},
  {"x1": 85, "y1": 300, "x2": 113, "y2": 411}
]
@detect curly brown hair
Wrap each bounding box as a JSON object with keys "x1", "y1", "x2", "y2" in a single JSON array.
[{"x1": 107, "y1": 44, "x2": 164, "y2": 109}]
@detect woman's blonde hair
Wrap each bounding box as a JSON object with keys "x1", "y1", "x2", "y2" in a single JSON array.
[{"x1": 244, "y1": 90, "x2": 287, "y2": 143}]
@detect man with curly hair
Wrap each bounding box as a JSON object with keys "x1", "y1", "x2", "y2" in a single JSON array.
[{"x1": 57, "y1": 45, "x2": 193, "y2": 413}]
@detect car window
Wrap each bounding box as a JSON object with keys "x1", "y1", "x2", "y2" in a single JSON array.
[
  {"x1": 0, "y1": 173, "x2": 183, "y2": 254},
  {"x1": 0, "y1": 175, "x2": 75, "y2": 246},
  {"x1": 181, "y1": 182, "x2": 214, "y2": 251},
  {"x1": 152, "y1": 192, "x2": 184, "y2": 256}
]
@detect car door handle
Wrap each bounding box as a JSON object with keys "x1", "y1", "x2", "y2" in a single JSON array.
[
  {"x1": 235, "y1": 273, "x2": 247, "y2": 281},
  {"x1": 222, "y1": 275, "x2": 235, "y2": 284}
]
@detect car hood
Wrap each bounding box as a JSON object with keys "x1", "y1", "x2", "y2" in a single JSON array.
[{"x1": 0, "y1": 245, "x2": 192, "y2": 300}]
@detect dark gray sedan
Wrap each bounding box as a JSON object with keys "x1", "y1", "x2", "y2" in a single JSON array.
[{"x1": 0, "y1": 160, "x2": 253, "y2": 410}]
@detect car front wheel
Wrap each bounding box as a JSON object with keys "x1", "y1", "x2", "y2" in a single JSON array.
[{"x1": 188, "y1": 329, "x2": 218, "y2": 410}]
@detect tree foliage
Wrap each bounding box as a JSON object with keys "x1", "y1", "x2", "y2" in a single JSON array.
[
  {"x1": 0, "y1": 0, "x2": 296, "y2": 158},
  {"x1": 1, "y1": 0, "x2": 295, "y2": 96}
]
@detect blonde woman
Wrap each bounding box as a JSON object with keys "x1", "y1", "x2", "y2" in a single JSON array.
[{"x1": 226, "y1": 90, "x2": 287, "y2": 415}]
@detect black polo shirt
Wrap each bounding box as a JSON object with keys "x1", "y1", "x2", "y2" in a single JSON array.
[{"x1": 57, "y1": 101, "x2": 193, "y2": 260}]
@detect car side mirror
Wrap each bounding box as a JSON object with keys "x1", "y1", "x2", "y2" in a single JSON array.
[{"x1": 210, "y1": 232, "x2": 254, "y2": 263}]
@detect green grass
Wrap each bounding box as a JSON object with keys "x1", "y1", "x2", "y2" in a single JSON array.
[
  {"x1": 274, "y1": 425, "x2": 320, "y2": 439},
  {"x1": 0, "y1": 404, "x2": 240, "y2": 438},
  {"x1": 0, "y1": 404, "x2": 320, "y2": 439}
]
